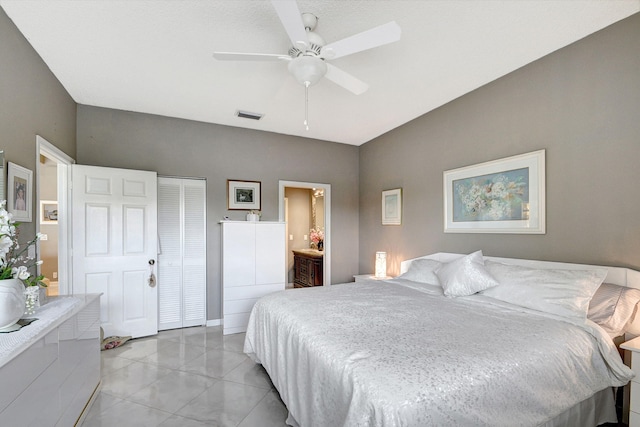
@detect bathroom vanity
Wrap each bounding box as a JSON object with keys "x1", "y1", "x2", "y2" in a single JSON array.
[{"x1": 293, "y1": 249, "x2": 324, "y2": 287}]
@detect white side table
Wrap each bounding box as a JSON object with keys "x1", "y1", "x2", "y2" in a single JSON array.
[
  {"x1": 353, "y1": 274, "x2": 392, "y2": 283},
  {"x1": 621, "y1": 336, "x2": 640, "y2": 426}
]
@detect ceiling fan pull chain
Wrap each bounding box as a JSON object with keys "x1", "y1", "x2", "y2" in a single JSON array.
[{"x1": 304, "y1": 81, "x2": 310, "y2": 130}]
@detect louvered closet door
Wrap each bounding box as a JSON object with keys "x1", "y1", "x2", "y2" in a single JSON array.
[
  {"x1": 182, "y1": 181, "x2": 207, "y2": 326},
  {"x1": 158, "y1": 177, "x2": 207, "y2": 330}
]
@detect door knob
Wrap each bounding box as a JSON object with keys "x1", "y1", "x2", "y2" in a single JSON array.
[{"x1": 148, "y1": 259, "x2": 156, "y2": 287}]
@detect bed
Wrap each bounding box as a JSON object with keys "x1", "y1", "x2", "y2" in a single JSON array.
[{"x1": 244, "y1": 252, "x2": 640, "y2": 426}]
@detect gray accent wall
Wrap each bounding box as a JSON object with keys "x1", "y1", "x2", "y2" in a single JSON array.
[
  {"x1": 0, "y1": 8, "x2": 76, "y2": 239},
  {"x1": 76, "y1": 106, "x2": 359, "y2": 320},
  {"x1": 359, "y1": 12, "x2": 640, "y2": 276}
]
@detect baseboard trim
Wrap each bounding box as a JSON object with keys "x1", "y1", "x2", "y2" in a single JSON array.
[{"x1": 206, "y1": 319, "x2": 222, "y2": 327}]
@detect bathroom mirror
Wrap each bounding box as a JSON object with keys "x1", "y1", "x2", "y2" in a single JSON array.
[
  {"x1": 0, "y1": 151, "x2": 5, "y2": 202},
  {"x1": 311, "y1": 188, "x2": 324, "y2": 231}
]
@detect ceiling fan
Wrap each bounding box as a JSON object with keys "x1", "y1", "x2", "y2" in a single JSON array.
[{"x1": 213, "y1": 0, "x2": 401, "y2": 129}]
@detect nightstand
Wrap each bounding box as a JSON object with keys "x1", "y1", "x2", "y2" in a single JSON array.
[
  {"x1": 621, "y1": 336, "x2": 640, "y2": 426},
  {"x1": 353, "y1": 274, "x2": 392, "y2": 283}
]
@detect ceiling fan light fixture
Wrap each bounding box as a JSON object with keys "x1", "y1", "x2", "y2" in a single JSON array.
[
  {"x1": 288, "y1": 55, "x2": 327, "y2": 86},
  {"x1": 214, "y1": 2, "x2": 401, "y2": 131}
]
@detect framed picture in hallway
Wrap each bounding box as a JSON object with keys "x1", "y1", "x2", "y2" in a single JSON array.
[
  {"x1": 40, "y1": 200, "x2": 58, "y2": 224},
  {"x1": 227, "y1": 180, "x2": 261, "y2": 210},
  {"x1": 7, "y1": 162, "x2": 32, "y2": 222},
  {"x1": 443, "y1": 149, "x2": 545, "y2": 234}
]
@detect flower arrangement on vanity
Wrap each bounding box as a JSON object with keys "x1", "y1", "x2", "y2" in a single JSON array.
[{"x1": 310, "y1": 228, "x2": 324, "y2": 251}]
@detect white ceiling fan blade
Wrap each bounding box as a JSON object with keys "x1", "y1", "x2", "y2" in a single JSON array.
[
  {"x1": 213, "y1": 52, "x2": 290, "y2": 62},
  {"x1": 324, "y1": 63, "x2": 369, "y2": 95},
  {"x1": 322, "y1": 21, "x2": 401, "y2": 60},
  {"x1": 271, "y1": 0, "x2": 309, "y2": 48}
]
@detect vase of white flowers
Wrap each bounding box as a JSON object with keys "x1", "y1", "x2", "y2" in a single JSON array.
[
  {"x1": 0, "y1": 201, "x2": 44, "y2": 328},
  {"x1": 246, "y1": 210, "x2": 261, "y2": 222}
]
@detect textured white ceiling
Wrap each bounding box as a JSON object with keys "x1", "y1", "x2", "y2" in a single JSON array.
[{"x1": 2, "y1": 1, "x2": 638, "y2": 145}]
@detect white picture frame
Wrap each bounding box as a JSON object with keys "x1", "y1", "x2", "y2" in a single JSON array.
[
  {"x1": 382, "y1": 188, "x2": 402, "y2": 225},
  {"x1": 227, "y1": 179, "x2": 261, "y2": 210},
  {"x1": 7, "y1": 162, "x2": 33, "y2": 222},
  {"x1": 443, "y1": 149, "x2": 545, "y2": 234},
  {"x1": 40, "y1": 200, "x2": 58, "y2": 224}
]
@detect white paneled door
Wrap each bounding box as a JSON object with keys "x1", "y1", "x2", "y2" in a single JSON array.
[{"x1": 72, "y1": 165, "x2": 158, "y2": 338}]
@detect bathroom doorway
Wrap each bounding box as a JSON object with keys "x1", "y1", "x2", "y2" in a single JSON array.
[
  {"x1": 279, "y1": 181, "x2": 331, "y2": 287},
  {"x1": 36, "y1": 135, "x2": 74, "y2": 296}
]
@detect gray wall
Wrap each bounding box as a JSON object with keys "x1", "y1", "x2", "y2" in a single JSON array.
[
  {"x1": 359, "y1": 12, "x2": 640, "y2": 276},
  {"x1": 76, "y1": 106, "x2": 359, "y2": 320},
  {"x1": 0, "y1": 8, "x2": 76, "y2": 240}
]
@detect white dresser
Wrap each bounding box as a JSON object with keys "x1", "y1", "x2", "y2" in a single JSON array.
[
  {"x1": 221, "y1": 221, "x2": 285, "y2": 335},
  {"x1": 0, "y1": 294, "x2": 101, "y2": 426}
]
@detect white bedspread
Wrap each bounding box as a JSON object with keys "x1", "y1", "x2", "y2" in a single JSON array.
[{"x1": 244, "y1": 280, "x2": 633, "y2": 427}]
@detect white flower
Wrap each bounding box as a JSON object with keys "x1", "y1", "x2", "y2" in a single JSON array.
[
  {"x1": 0, "y1": 235, "x2": 11, "y2": 257},
  {"x1": 490, "y1": 181, "x2": 508, "y2": 199},
  {"x1": 486, "y1": 200, "x2": 510, "y2": 220},
  {"x1": 12, "y1": 266, "x2": 30, "y2": 281},
  {"x1": 0, "y1": 200, "x2": 44, "y2": 286}
]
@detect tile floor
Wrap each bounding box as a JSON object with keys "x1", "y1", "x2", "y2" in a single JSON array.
[{"x1": 81, "y1": 326, "x2": 289, "y2": 427}]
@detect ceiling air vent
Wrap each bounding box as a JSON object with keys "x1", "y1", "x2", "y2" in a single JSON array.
[{"x1": 236, "y1": 110, "x2": 264, "y2": 121}]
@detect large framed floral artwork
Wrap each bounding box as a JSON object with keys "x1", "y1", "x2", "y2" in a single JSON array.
[{"x1": 443, "y1": 150, "x2": 545, "y2": 234}]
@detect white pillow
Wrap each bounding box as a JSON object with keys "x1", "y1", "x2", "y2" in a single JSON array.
[
  {"x1": 435, "y1": 251, "x2": 499, "y2": 297},
  {"x1": 588, "y1": 283, "x2": 640, "y2": 337},
  {"x1": 398, "y1": 259, "x2": 442, "y2": 285},
  {"x1": 483, "y1": 261, "x2": 607, "y2": 319}
]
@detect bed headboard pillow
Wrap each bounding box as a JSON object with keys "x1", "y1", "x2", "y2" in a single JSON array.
[
  {"x1": 435, "y1": 250, "x2": 499, "y2": 297},
  {"x1": 588, "y1": 283, "x2": 640, "y2": 337},
  {"x1": 396, "y1": 258, "x2": 442, "y2": 285},
  {"x1": 482, "y1": 260, "x2": 607, "y2": 320}
]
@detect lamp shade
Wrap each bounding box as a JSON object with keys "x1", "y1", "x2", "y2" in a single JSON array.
[{"x1": 375, "y1": 252, "x2": 387, "y2": 279}]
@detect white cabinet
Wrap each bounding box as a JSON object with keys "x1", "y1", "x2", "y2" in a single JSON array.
[
  {"x1": 222, "y1": 221, "x2": 285, "y2": 335},
  {"x1": 158, "y1": 177, "x2": 207, "y2": 330}
]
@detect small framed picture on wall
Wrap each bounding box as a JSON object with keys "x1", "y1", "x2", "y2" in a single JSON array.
[
  {"x1": 227, "y1": 180, "x2": 261, "y2": 210},
  {"x1": 382, "y1": 188, "x2": 402, "y2": 225},
  {"x1": 40, "y1": 200, "x2": 58, "y2": 224},
  {"x1": 7, "y1": 162, "x2": 33, "y2": 222}
]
